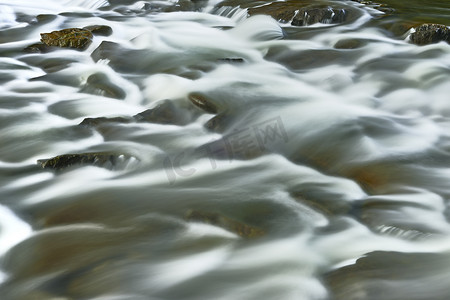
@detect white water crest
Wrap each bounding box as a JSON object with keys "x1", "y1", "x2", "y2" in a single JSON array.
[{"x1": 1, "y1": 0, "x2": 450, "y2": 299}]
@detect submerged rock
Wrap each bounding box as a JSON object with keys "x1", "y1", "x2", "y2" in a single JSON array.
[
  {"x1": 82, "y1": 25, "x2": 113, "y2": 36},
  {"x1": 79, "y1": 117, "x2": 133, "y2": 127},
  {"x1": 325, "y1": 251, "x2": 450, "y2": 300},
  {"x1": 134, "y1": 99, "x2": 201, "y2": 126},
  {"x1": 204, "y1": 112, "x2": 236, "y2": 133},
  {"x1": 23, "y1": 43, "x2": 53, "y2": 53},
  {"x1": 185, "y1": 210, "x2": 265, "y2": 238},
  {"x1": 79, "y1": 98, "x2": 203, "y2": 130},
  {"x1": 40, "y1": 28, "x2": 93, "y2": 49},
  {"x1": 410, "y1": 24, "x2": 450, "y2": 45},
  {"x1": 188, "y1": 92, "x2": 219, "y2": 114},
  {"x1": 80, "y1": 73, "x2": 126, "y2": 99},
  {"x1": 333, "y1": 38, "x2": 367, "y2": 49},
  {"x1": 37, "y1": 152, "x2": 132, "y2": 171}
]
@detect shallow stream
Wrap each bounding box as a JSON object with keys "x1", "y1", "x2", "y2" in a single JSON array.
[{"x1": 0, "y1": 0, "x2": 450, "y2": 299}]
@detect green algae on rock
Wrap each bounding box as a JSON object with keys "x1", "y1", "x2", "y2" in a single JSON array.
[
  {"x1": 40, "y1": 28, "x2": 93, "y2": 49},
  {"x1": 410, "y1": 23, "x2": 450, "y2": 45}
]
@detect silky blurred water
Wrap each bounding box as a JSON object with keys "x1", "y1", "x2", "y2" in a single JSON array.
[{"x1": 0, "y1": 0, "x2": 450, "y2": 299}]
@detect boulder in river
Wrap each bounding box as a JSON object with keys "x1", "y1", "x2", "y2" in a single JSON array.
[
  {"x1": 410, "y1": 24, "x2": 450, "y2": 45},
  {"x1": 40, "y1": 28, "x2": 93, "y2": 49},
  {"x1": 291, "y1": 6, "x2": 348, "y2": 26},
  {"x1": 37, "y1": 152, "x2": 132, "y2": 171},
  {"x1": 247, "y1": 1, "x2": 361, "y2": 26}
]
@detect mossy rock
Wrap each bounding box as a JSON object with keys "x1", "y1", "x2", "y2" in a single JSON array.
[
  {"x1": 291, "y1": 6, "x2": 348, "y2": 26},
  {"x1": 40, "y1": 28, "x2": 93, "y2": 49},
  {"x1": 37, "y1": 152, "x2": 130, "y2": 171},
  {"x1": 247, "y1": 1, "x2": 361, "y2": 26},
  {"x1": 410, "y1": 23, "x2": 450, "y2": 45}
]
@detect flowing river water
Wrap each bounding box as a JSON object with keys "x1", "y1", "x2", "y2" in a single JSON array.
[{"x1": 0, "y1": 0, "x2": 450, "y2": 299}]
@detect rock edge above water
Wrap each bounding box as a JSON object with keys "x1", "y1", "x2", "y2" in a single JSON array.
[
  {"x1": 37, "y1": 152, "x2": 132, "y2": 171},
  {"x1": 25, "y1": 25, "x2": 112, "y2": 53},
  {"x1": 410, "y1": 23, "x2": 450, "y2": 45}
]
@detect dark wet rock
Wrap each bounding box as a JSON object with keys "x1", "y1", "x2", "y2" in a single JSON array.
[
  {"x1": 40, "y1": 28, "x2": 93, "y2": 49},
  {"x1": 79, "y1": 98, "x2": 202, "y2": 129},
  {"x1": 185, "y1": 210, "x2": 265, "y2": 238},
  {"x1": 91, "y1": 41, "x2": 145, "y2": 73},
  {"x1": 14, "y1": 13, "x2": 38, "y2": 24},
  {"x1": 91, "y1": 41, "x2": 120, "y2": 61},
  {"x1": 351, "y1": 0, "x2": 393, "y2": 14},
  {"x1": 16, "y1": 13, "x2": 57, "y2": 25},
  {"x1": 164, "y1": 0, "x2": 209, "y2": 12},
  {"x1": 291, "y1": 7, "x2": 348, "y2": 26},
  {"x1": 80, "y1": 73, "x2": 126, "y2": 99},
  {"x1": 23, "y1": 43, "x2": 54, "y2": 53},
  {"x1": 265, "y1": 47, "x2": 353, "y2": 70},
  {"x1": 134, "y1": 99, "x2": 200, "y2": 126},
  {"x1": 204, "y1": 112, "x2": 236, "y2": 133},
  {"x1": 410, "y1": 23, "x2": 450, "y2": 45},
  {"x1": 104, "y1": 0, "x2": 207, "y2": 14},
  {"x1": 381, "y1": 21, "x2": 418, "y2": 39},
  {"x1": 247, "y1": 1, "x2": 361, "y2": 26},
  {"x1": 247, "y1": 2, "x2": 299, "y2": 23},
  {"x1": 188, "y1": 92, "x2": 219, "y2": 114},
  {"x1": 36, "y1": 14, "x2": 58, "y2": 24},
  {"x1": 79, "y1": 117, "x2": 133, "y2": 127},
  {"x1": 58, "y1": 12, "x2": 95, "y2": 18},
  {"x1": 37, "y1": 152, "x2": 131, "y2": 171},
  {"x1": 34, "y1": 57, "x2": 78, "y2": 73},
  {"x1": 217, "y1": 58, "x2": 245, "y2": 63},
  {"x1": 325, "y1": 251, "x2": 450, "y2": 300},
  {"x1": 334, "y1": 38, "x2": 367, "y2": 49},
  {"x1": 83, "y1": 25, "x2": 113, "y2": 36}
]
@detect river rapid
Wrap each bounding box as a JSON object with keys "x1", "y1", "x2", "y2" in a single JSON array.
[{"x1": 0, "y1": 0, "x2": 450, "y2": 299}]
